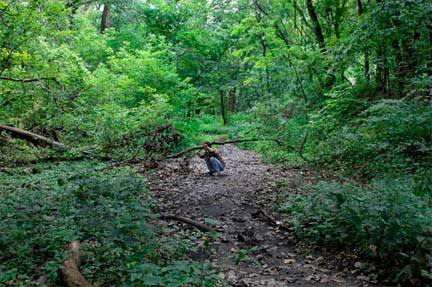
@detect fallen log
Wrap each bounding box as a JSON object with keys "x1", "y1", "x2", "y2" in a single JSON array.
[
  {"x1": 59, "y1": 240, "x2": 92, "y2": 287},
  {"x1": 167, "y1": 138, "x2": 288, "y2": 159},
  {"x1": 0, "y1": 125, "x2": 66, "y2": 150},
  {"x1": 159, "y1": 214, "x2": 216, "y2": 232}
]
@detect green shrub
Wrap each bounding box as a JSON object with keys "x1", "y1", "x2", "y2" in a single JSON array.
[
  {"x1": 311, "y1": 100, "x2": 432, "y2": 178},
  {"x1": 281, "y1": 179, "x2": 432, "y2": 283}
]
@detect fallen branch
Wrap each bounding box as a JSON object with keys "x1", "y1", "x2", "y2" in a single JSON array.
[
  {"x1": 59, "y1": 240, "x2": 92, "y2": 287},
  {"x1": 0, "y1": 125, "x2": 66, "y2": 150},
  {"x1": 0, "y1": 76, "x2": 60, "y2": 84},
  {"x1": 168, "y1": 138, "x2": 288, "y2": 159},
  {"x1": 159, "y1": 214, "x2": 216, "y2": 232}
]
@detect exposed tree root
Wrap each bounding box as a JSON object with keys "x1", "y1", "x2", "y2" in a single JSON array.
[{"x1": 59, "y1": 240, "x2": 92, "y2": 287}]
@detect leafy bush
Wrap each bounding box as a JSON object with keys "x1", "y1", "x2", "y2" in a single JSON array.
[
  {"x1": 281, "y1": 179, "x2": 432, "y2": 283},
  {"x1": 311, "y1": 99, "x2": 432, "y2": 178},
  {"x1": 0, "y1": 162, "x2": 218, "y2": 286}
]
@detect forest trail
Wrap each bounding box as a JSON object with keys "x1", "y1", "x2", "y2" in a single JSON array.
[{"x1": 146, "y1": 145, "x2": 369, "y2": 287}]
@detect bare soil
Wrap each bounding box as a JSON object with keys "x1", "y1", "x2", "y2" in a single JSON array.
[{"x1": 144, "y1": 144, "x2": 378, "y2": 287}]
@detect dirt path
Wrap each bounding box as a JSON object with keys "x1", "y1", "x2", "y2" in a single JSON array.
[{"x1": 145, "y1": 145, "x2": 370, "y2": 287}]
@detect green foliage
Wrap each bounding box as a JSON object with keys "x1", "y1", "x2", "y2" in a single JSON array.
[
  {"x1": 281, "y1": 179, "x2": 432, "y2": 283},
  {"x1": 174, "y1": 114, "x2": 235, "y2": 149},
  {"x1": 1, "y1": 0, "x2": 431, "y2": 284},
  {"x1": 0, "y1": 162, "x2": 218, "y2": 286},
  {"x1": 311, "y1": 99, "x2": 432, "y2": 178}
]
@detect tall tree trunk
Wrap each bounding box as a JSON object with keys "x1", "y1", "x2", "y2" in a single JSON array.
[
  {"x1": 390, "y1": 7, "x2": 403, "y2": 97},
  {"x1": 376, "y1": 45, "x2": 389, "y2": 96},
  {"x1": 375, "y1": 0, "x2": 389, "y2": 96},
  {"x1": 392, "y1": 38, "x2": 404, "y2": 98},
  {"x1": 356, "y1": 0, "x2": 370, "y2": 81},
  {"x1": 219, "y1": 90, "x2": 227, "y2": 126},
  {"x1": 227, "y1": 88, "x2": 237, "y2": 112},
  {"x1": 428, "y1": 22, "x2": 432, "y2": 98},
  {"x1": 100, "y1": 4, "x2": 111, "y2": 33},
  {"x1": 401, "y1": 31, "x2": 420, "y2": 87},
  {"x1": 305, "y1": 0, "x2": 336, "y2": 88},
  {"x1": 259, "y1": 35, "x2": 271, "y2": 93},
  {"x1": 364, "y1": 51, "x2": 370, "y2": 81},
  {"x1": 305, "y1": 0, "x2": 326, "y2": 50}
]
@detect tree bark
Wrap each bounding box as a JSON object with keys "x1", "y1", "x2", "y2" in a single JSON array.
[
  {"x1": 159, "y1": 215, "x2": 216, "y2": 232},
  {"x1": 375, "y1": 0, "x2": 390, "y2": 96},
  {"x1": 400, "y1": 31, "x2": 420, "y2": 90},
  {"x1": 392, "y1": 38, "x2": 404, "y2": 98},
  {"x1": 227, "y1": 89, "x2": 236, "y2": 112},
  {"x1": 219, "y1": 90, "x2": 227, "y2": 126},
  {"x1": 0, "y1": 125, "x2": 66, "y2": 149},
  {"x1": 100, "y1": 3, "x2": 111, "y2": 33},
  {"x1": 0, "y1": 77, "x2": 60, "y2": 84},
  {"x1": 59, "y1": 241, "x2": 92, "y2": 287},
  {"x1": 259, "y1": 35, "x2": 271, "y2": 93},
  {"x1": 305, "y1": 0, "x2": 326, "y2": 50},
  {"x1": 356, "y1": 0, "x2": 370, "y2": 81},
  {"x1": 428, "y1": 21, "x2": 432, "y2": 98},
  {"x1": 376, "y1": 43, "x2": 389, "y2": 96},
  {"x1": 167, "y1": 138, "x2": 291, "y2": 159}
]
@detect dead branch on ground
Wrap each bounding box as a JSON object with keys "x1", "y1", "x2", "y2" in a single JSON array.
[
  {"x1": 0, "y1": 125, "x2": 66, "y2": 150},
  {"x1": 159, "y1": 214, "x2": 217, "y2": 232}
]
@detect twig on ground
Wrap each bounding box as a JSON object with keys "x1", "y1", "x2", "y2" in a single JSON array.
[{"x1": 159, "y1": 214, "x2": 217, "y2": 232}]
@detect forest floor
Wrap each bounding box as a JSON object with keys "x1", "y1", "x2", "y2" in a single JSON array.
[{"x1": 144, "y1": 145, "x2": 375, "y2": 287}]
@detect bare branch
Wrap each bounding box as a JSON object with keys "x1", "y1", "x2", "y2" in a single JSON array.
[{"x1": 0, "y1": 76, "x2": 60, "y2": 84}]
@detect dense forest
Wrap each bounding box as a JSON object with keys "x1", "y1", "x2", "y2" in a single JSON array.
[{"x1": 1, "y1": 0, "x2": 431, "y2": 286}]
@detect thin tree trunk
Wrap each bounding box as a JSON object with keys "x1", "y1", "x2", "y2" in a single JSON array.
[
  {"x1": 259, "y1": 35, "x2": 271, "y2": 93},
  {"x1": 234, "y1": 86, "x2": 240, "y2": 112},
  {"x1": 401, "y1": 31, "x2": 420, "y2": 90},
  {"x1": 100, "y1": 3, "x2": 111, "y2": 33},
  {"x1": 384, "y1": 57, "x2": 390, "y2": 97},
  {"x1": 364, "y1": 51, "x2": 370, "y2": 82},
  {"x1": 428, "y1": 22, "x2": 432, "y2": 98},
  {"x1": 356, "y1": 0, "x2": 370, "y2": 81},
  {"x1": 167, "y1": 138, "x2": 293, "y2": 159},
  {"x1": 219, "y1": 90, "x2": 227, "y2": 126},
  {"x1": 227, "y1": 90, "x2": 236, "y2": 112},
  {"x1": 375, "y1": 0, "x2": 390, "y2": 96},
  {"x1": 392, "y1": 38, "x2": 404, "y2": 98},
  {"x1": 376, "y1": 43, "x2": 389, "y2": 96},
  {"x1": 305, "y1": 0, "x2": 326, "y2": 50}
]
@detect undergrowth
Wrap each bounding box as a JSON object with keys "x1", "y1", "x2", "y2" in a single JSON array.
[
  {"x1": 0, "y1": 162, "x2": 219, "y2": 286},
  {"x1": 280, "y1": 178, "x2": 432, "y2": 285}
]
